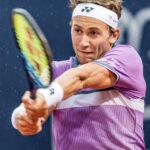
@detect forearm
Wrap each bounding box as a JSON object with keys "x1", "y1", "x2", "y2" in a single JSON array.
[
  {"x1": 55, "y1": 67, "x2": 87, "y2": 99},
  {"x1": 54, "y1": 63, "x2": 117, "y2": 100},
  {"x1": 38, "y1": 63, "x2": 116, "y2": 107}
]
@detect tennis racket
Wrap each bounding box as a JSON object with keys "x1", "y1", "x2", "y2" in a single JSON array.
[{"x1": 11, "y1": 8, "x2": 53, "y2": 98}]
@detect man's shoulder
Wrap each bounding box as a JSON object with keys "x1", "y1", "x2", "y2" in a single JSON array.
[
  {"x1": 53, "y1": 56, "x2": 75, "y2": 66},
  {"x1": 52, "y1": 56, "x2": 76, "y2": 72},
  {"x1": 106, "y1": 44, "x2": 140, "y2": 58},
  {"x1": 111, "y1": 44, "x2": 137, "y2": 52},
  {"x1": 52, "y1": 56, "x2": 76, "y2": 79}
]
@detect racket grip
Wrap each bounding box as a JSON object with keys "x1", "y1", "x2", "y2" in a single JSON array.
[{"x1": 30, "y1": 89, "x2": 37, "y2": 99}]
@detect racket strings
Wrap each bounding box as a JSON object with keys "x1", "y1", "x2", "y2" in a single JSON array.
[{"x1": 13, "y1": 11, "x2": 52, "y2": 87}]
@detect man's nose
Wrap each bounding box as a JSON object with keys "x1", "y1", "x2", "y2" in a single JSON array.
[{"x1": 80, "y1": 34, "x2": 90, "y2": 47}]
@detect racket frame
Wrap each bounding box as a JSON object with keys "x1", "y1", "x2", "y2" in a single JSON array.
[{"x1": 11, "y1": 8, "x2": 53, "y2": 91}]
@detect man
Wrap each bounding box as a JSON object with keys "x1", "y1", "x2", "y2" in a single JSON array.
[{"x1": 11, "y1": 0, "x2": 146, "y2": 149}]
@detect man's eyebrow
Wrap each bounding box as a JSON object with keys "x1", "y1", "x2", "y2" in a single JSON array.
[
  {"x1": 73, "y1": 24, "x2": 102, "y2": 31},
  {"x1": 73, "y1": 24, "x2": 81, "y2": 27},
  {"x1": 88, "y1": 27, "x2": 102, "y2": 31}
]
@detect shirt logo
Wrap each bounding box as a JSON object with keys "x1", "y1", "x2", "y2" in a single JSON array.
[{"x1": 81, "y1": 6, "x2": 94, "y2": 13}]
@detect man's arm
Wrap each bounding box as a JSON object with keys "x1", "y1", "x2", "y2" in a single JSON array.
[
  {"x1": 12, "y1": 62, "x2": 116, "y2": 135},
  {"x1": 26, "y1": 62, "x2": 117, "y2": 116},
  {"x1": 55, "y1": 62, "x2": 117, "y2": 99}
]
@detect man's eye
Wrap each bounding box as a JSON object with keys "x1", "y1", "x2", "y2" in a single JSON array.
[
  {"x1": 91, "y1": 31, "x2": 97, "y2": 35},
  {"x1": 74, "y1": 28, "x2": 81, "y2": 33},
  {"x1": 89, "y1": 31, "x2": 100, "y2": 37}
]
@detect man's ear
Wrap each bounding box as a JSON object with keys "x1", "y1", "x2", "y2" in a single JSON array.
[{"x1": 110, "y1": 28, "x2": 120, "y2": 44}]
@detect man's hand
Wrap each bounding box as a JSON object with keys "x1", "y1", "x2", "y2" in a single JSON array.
[
  {"x1": 15, "y1": 113, "x2": 43, "y2": 136},
  {"x1": 11, "y1": 90, "x2": 56, "y2": 136},
  {"x1": 11, "y1": 103, "x2": 43, "y2": 136},
  {"x1": 22, "y1": 91, "x2": 49, "y2": 122}
]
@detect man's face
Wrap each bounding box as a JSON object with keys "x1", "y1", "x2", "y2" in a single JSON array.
[{"x1": 71, "y1": 16, "x2": 119, "y2": 64}]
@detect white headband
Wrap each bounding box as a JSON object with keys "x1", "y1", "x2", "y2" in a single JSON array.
[{"x1": 72, "y1": 3, "x2": 118, "y2": 29}]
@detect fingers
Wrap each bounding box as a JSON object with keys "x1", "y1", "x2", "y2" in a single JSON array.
[
  {"x1": 18, "y1": 124, "x2": 42, "y2": 136},
  {"x1": 16, "y1": 115, "x2": 42, "y2": 136},
  {"x1": 17, "y1": 115, "x2": 35, "y2": 126},
  {"x1": 21, "y1": 91, "x2": 49, "y2": 121},
  {"x1": 12, "y1": 90, "x2": 49, "y2": 136},
  {"x1": 19, "y1": 129, "x2": 41, "y2": 136},
  {"x1": 22, "y1": 91, "x2": 45, "y2": 110},
  {"x1": 22, "y1": 91, "x2": 32, "y2": 103},
  {"x1": 39, "y1": 117, "x2": 46, "y2": 125}
]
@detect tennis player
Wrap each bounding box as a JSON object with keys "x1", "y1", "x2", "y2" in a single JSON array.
[{"x1": 11, "y1": 0, "x2": 146, "y2": 149}]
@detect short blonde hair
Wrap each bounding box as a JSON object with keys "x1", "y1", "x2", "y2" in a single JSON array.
[{"x1": 70, "y1": 0, "x2": 123, "y2": 19}]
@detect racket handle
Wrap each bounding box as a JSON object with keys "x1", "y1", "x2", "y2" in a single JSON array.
[{"x1": 30, "y1": 89, "x2": 37, "y2": 99}]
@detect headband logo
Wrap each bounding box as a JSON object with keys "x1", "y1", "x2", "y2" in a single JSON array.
[
  {"x1": 109, "y1": 15, "x2": 117, "y2": 24},
  {"x1": 81, "y1": 6, "x2": 94, "y2": 13}
]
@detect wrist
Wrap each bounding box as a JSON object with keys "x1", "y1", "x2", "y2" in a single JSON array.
[{"x1": 37, "y1": 82, "x2": 64, "y2": 107}]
